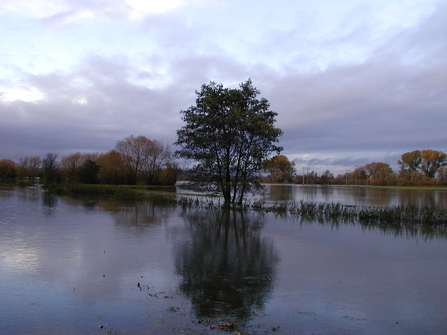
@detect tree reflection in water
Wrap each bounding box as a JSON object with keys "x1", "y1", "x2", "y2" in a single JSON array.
[
  {"x1": 107, "y1": 202, "x2": 173, "y2": 229},
  {"x1": 174, "y1": 209, "x2": 279, "y2": 320}
]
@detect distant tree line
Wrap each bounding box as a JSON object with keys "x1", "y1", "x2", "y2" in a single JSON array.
[
  {"x1": 1, "y1": 79, "x2": 446, "y2": 195},
  {"x1": 0, "y1": 135, "x2": 179, "y2": 186},
  {"x1": 2, "y1": 145, "x2": 446, "y2": 188},
  {"x1": 262, "y1": 149, "x2": 447, "y2": 186}
]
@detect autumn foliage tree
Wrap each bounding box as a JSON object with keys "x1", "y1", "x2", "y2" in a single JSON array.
[
  {"x1": 17, "y1": 155, "x2": 42, "y2": 179},
  {"x1": 0, "y1": 136, "x2": 176, "y2": 186},
  {"x1": 158, "y1": 163, "x2": 180, "y2": 185},
  {"x1": 96, "y1": 150, "x2": 127, "y2": 185},
  {"x1": 0, "y1": 159, "x2": 17, "y2": 179},
  {"x1": 420, "y1": 150, "x2": 447, "y2": 178},
  {"x1": 60, "y1": 152, "x2": 99, "y2": 183},
  {"x1": 41, "y1": 153, "x2": 62, "y2": 185},
  {"x1": 60, "y1": 152, "x2": 86, "y2": 183},
  {"x1": 437, "y1": 166, "x2": 447, "y2": 182},
  {"x1": 364, "y1": 162, "x2": 394, "y2": 180},
  {"x1": 320, "y1": 170, "x2": 334, "y2": 184},
  {"x1": 351, "y1": 166, "x2": 368, "y2": 183},
  {"x1": 116, "y1": 135, "x2": 173, "y2": 185},
  {"x1": 399, "y1": 149, "x2": 446, "y2": 179},
  {"x1": 263, "y1": 155, "x2": 296, "y2": 183},
  {"x1": 398, "y1": 150, "x2": 422, "y2": 172}
]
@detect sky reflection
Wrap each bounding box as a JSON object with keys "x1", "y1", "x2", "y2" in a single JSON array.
[{"x1": 1, "y1": 186, "x2": 447, "y2": 334}]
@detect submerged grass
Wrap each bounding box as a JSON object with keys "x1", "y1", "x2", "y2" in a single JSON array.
[
  {"x1": 253, "y1": 199, "x2": 447, "y2": 226},
  {"x1": 46, "y1": 184, "x2": 147, "y2": 201},
  {"x1": 44, "y1": 183, "x2": 447, "y2": 226}
]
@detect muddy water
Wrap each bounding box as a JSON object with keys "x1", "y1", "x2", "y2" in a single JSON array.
[{"x1": 1, "y1": 185, "x2": 447, "y2": 334}]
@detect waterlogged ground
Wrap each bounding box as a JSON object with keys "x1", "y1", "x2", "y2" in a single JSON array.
[{"x1": 1, "y1": 185, "x2": 447, "y2": 334}]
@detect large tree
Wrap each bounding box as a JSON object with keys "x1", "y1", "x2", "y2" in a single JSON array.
[
  {"x1": 398, "y1": 150, "x2": 422, "y2": 172},
  {"x1": 437, "y1": 166, "x2": 447, "y2": 181},
  {"x1": 420, "y1": 149, "x2": 447, "y2": 178},
  {"x1": 398, "y1": 149, "x2": 446, "y2": 179},
  {"x1": 364, "y1": 162, "x2": 394, "y2": 180},
  {"x1": 175, "y1": 79, "x2": 283, "y2": 205},
  {"x1": 60, "y1": 152, "x2": 99, "y2": 183},
  {"x1": 116, "y1": 135, "x2": 172, "y2": 185},
  {"x1": 263, "y1": 155, "x2": 296, "y2": 183},
  {"x1": 41, "y1": 153, "x2": 61, "y2": 184},
  {"x1": 60, "y1": 152, "x2": 86, "y2": 183},
  {"x1": 0, "y1": 159, "x2": 17, "y2": 179},
  {"x1": 18, "y1": 155, "x2": 42, "y2": 179},
  {"x1": 96, "y1": 150, "x2": 128, "y2": 185}
]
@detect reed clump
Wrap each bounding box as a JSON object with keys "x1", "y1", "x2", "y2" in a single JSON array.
[
  {"x1": 178, "y1": 197, "x2": 225, "y2": 211},
  {"x1": 145, "y1": 193, "x2": 177, "y2": 206},
  {"x1": 252, "y1": 200, "x2": 447, "y2": 226}
]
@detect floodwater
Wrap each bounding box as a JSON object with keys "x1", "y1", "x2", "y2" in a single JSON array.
[
  {"x1": 1, "y1": 184, "x2": 447, "y2": 334},
  {"x1": 263, "y1": 184, "x2": 447, "y2": 208}
]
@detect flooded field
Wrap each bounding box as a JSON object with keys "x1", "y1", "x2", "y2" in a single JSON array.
[
  {"x1": 263, "y1": 184, "x2": 447, "y2": 208},
  {"x1": 1, "y1": 184, "x2": 447, "y2": 334}
]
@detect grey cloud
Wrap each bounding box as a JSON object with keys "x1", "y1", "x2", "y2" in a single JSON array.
[
  {"x1": 269, "y1": 2, "x2": 447, "y2": 155},
  {"x1": 293, "y1": 155, "x2": 369, "y2": 168},
  {"x1": 1, "y1": 1, "x2": 447, "y2": 169},
  {"x1": 0, "y1": 50, "x2": 257, "y2": 159},
  {"x1": 292, "y1": 153, "x2": 402, "y2": 176},
  {"x1": 1, "y1": 55, "x2": 187, "y2": 159}
]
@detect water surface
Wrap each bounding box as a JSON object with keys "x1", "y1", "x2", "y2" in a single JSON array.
[
  {"x1": 1, "y1": 185, "x2": 447, "y2": 334},
  {"x1": 263, "y1": 184, "x2": 447, "y2": 208}
]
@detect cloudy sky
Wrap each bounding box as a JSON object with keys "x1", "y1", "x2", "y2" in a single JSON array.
[{"x1": 1, "y1": 0, "x2": 446, "y2": 174}]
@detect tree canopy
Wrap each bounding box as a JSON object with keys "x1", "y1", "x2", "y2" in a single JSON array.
[
  {"x1": 175, "y1": 79, "x2": 283, "y2": 205},
  {"x1": 364, "y1": 162, "x2": 394, "y2": 180},
  {"x1": 398, "y1": 150, "x2": 422, "y2": 172},
  {"x1": 0, "y1": 159, "x2": 17, "y2": 179},
  {"x1": 116, "y1": 135, "x2": 173, "y2": 185},
  {"x1": 263, "y1": 155, "x2": 296, "y2": 183},
  {"x1": 399, "y1": 149, "x2": 446, "y2": 178},
  {"x1": 420, "y1": 149, "x2": 447, "y2": 178},
  {"x1": 41, "y1": 153, "x2": 62, "y2": 184}
]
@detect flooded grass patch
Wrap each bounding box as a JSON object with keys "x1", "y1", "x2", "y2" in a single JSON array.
[
  {"x1": 42, "y1": 184, "x2": 447, "y2": 227},
  {"x1": 46, "y1": 184, "x2": 148, "y2": 201},
  {"x1": 251, "y1": 199, "x2": 447, "y2": 226}
]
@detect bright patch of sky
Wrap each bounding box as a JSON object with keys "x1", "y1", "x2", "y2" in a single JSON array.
[
  {"x1": 1, "y1": 0, "x2": 437, "y2": 76},
  {"x1": 0, "y1": 0, "x2": 439, "y2": 99}
]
